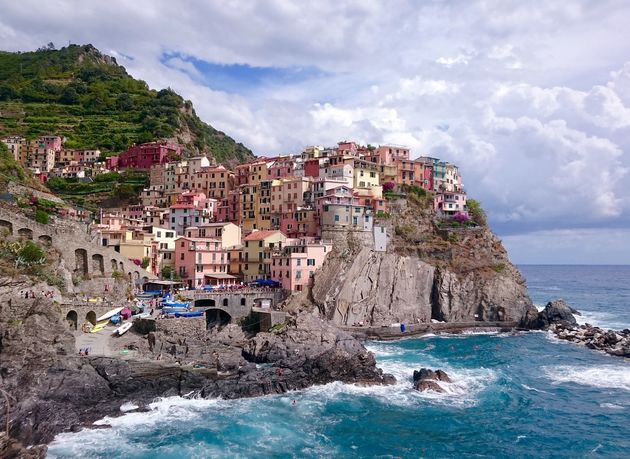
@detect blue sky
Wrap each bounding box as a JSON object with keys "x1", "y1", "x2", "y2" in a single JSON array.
[{"x1": 1, "y1": 0, "x2": 629, "y2": 264}]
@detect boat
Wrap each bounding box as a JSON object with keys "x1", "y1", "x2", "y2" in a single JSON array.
[
  {"x1": 174, "y1": 310, "x2": 204, "y2": 318},
  {"x1": 90, "y1": 321, "x2": 109, "y2": 333},
  {"x1": 162, "y1": 307, "x2": 190, "y2": 314},
  {"x1": 113, "y1": 322, "x2": 133, "y2": 336},
  {"x1": 110, "y1": 314, "x2": 121, "y2": 325},
  {"x1": 162, "y1": 301, "x2": 190, "y2": 308},
  {"x1": 96, "y1": 307, "x2": 124, "y2": 322},
  {"x1": 132, "y1": 312, "x2": 151, "y2": 320}
]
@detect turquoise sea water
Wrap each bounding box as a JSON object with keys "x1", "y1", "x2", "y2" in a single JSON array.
[{"x1": 48, "y1": 266, "x2": 630, "y2": 458}]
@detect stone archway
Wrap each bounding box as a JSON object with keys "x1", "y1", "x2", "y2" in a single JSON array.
[
  {"x1": 91, "y1": 254, "x2": 104, "y2": 275},
  {"x1": 38, "y1": 235, "x2": 52, "y2": 246},
  {"x1": 0, "y1": 219, "x2": 13, "y2": 235},
  {"x1": 222, "y1": 298, "x2": 229, "y2": 307},
  {"x1": 111, "y1": 259, "x2": 118, "y2": 271},
  {"x1": 17, "y1": 228, "x2": 33, "y2": 240},
  {"x1": 195, "y1": 298, "x2": 216, "y2": 308},
  {"x1": 133, "y1": 271, "x2": 140, "y2": 280},
  {"x1": 75, "y1": 249, "x2": 88, "y2": 275},
  {"x1": 119, "y1": 261, "x2": 124, "y2": 272},
  {"x1": 86, "y1": 310, "x2": 97, "y2": 326},
  {"x1": 66, "y1": 310, "x2": 78, "y2": 330},
  {"x1": 205, "y1": 308, "x2": 232, "y2": 329}
]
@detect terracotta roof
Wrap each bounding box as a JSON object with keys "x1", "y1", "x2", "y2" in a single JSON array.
[{"x1": 244, "y1": 230, "x2": 284, "y2": 241}]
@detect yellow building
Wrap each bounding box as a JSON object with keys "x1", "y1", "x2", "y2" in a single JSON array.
[
  {"x1": 242, "y1": 230, "x2": 286, "y2": 281},
  {"x1": 240, "y1": 184, "x2": 259, "y2": 232},
  {"x1": 353, "y1": 159, "x2": 380, "y2": 189}
]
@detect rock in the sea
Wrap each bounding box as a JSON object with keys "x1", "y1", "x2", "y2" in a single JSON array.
[
  {"x1": 526, "y1": 299, "x2": 578, "y2": 329},
  {"x1": 412, "y1": 368, "x2": 451, "y2": 392}
]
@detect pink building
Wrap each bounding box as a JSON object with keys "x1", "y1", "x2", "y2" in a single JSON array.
[
  {"x1": 108, "y1": 141, "x2": 181, "y2": 170},
  {"x1": 41, "y1": 135, "x2": 63, "y2": 152},
  {"x1": 174, "y1": 237, "x2": 230, "y2": 289},
  {"x1": 270, "y1": 238, "x2": 333, "y2": 291},
  {"x1": 280, "y1": 208, "x2": 319, "y2": 238},
  {"x1": 268, "y1": 157, "x2": 295, "y2": 178},
  {"x1": 217, "y1": 190, "x2": 241, "y2": 224}
]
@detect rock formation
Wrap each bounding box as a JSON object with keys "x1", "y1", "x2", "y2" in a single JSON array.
[
  {"x1": 412, "y1": 368, "x2": 451, "y2": 392},
  {"x1": 310, "y1": 197, "x2": 535, "y2": 328},
  {"x1": 0, "y1": 293, "x2": 394, "y2": 453}
]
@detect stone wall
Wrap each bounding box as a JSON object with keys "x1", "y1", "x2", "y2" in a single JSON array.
[
  {"x1": 180, "y1": 290, "x2": 288, "y2": 320},
  {"x1": 0, "y1": 204, "x2": 153, "y2": 283}
]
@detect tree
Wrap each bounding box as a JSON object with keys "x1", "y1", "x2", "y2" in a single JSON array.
[
  {"x1": 466, "y1": 199, "x2": 487, "y2": 226},
  {"x1": 141, "y1": 257, "x2": 150, "y2": 269}
]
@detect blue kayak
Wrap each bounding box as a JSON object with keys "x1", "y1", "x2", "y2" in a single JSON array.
[
  {"x1": 174, "y1": 311, "x2": 204, "y2": 318},
  {"x1": 162, "y1": 301, "x2": 190, "y2": 308},
  {"x1": 161, "y1": 307, "x2": 189, "y2": 314}
]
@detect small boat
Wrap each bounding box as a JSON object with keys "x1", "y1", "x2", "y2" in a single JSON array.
[
  {"x1": 96, "y1": 307, "x2": 124, "y2": 322},
  {"x1": 113, "y1": 322, "x2": 133, "y2": 336},
  {"x1": 90, "y1": 321, "x2": 109, "y2": 333},
  {"x1": 174, "y1": 310, "x2": 204, "y2": 318},
  {"x1": 132, "y1": 312, "x2": 151, "y2": 320},
  {"x1": 162, "y1": 308, "x2": 190, "y2": 314},
  {"x1": 162, "y1": 301, "x2": 190, "y2": 308}
]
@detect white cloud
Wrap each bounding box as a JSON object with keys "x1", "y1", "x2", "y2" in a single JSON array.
[{"x1": 1, "y1": 0, "x2": 630, "y2": 262}]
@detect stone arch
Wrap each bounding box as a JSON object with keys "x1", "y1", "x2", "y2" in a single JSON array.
[
  {"x1": 195, "y1": 298, "x2": 216, "y2": 308},
  {"x1": 222, "y1": 298, "x2": 229, "y2": 307},
  {"x1": 0, "y1": 219, "x2": 13, "y2": 235},
  {"x1": 17, "y1": 228, "x2": 33, "y2": 240},
  {"x1": 38, "y1": 234, "x2": 52, "y2": 246},
  {"x1": 133, "y1": 271, "x2": 140, "y2": 280},
  {"x1": 91, "y1": 254, "x2": 104, "y2": 275},
  {"x1": 74, "y1": 248, "x2": 88, "y2": 275},
  {"x1": 111, "y1": 259, "x2": 118, "y2": 271},
  {"x1": 205, "y1": 308, "x2": 231, "y2": 329},
  {"x1": 66, "y1": 310, "x2": 78, "y2": 330},
  {"x1": 119, "y1": 261, "x2": 124, "y2": 272},
  {"x1": 142, "y1": 276, "x2": 149, "y2": 284},
  {"x1": 240, "y1": 297, "x2": 246, "y2": 306},
  {"x1": 86, "y1": 310, "x2": 97, "y2": 326}
]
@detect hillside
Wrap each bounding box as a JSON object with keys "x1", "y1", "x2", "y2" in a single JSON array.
[{"x1": 0, "y1": 44, "x2": 254, "y2": 165}]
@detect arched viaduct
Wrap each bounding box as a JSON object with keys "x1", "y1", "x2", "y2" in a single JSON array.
[{"x1": 0, "y1": 206, "x2": 152, "y2": 283}]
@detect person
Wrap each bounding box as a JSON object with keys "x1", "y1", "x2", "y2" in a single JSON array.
[{"x1": 292, "y1": 400, "x2": 297, "y2": 406}]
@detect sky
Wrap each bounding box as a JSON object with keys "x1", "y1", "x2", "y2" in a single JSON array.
[{"x1": 1, "y1": 0, "x2": 629, "y2": 264}]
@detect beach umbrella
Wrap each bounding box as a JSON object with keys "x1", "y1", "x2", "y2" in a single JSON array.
[{"x1": 121, "y1": 308, "x2": 132, "y2": 319}]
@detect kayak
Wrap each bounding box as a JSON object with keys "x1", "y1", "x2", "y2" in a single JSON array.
[
  {"x1": 113, "y1": 322, "x2": 133, "y2": 336},
  {"x1": 174, "y1": 311, "x2": 203, "y2": 318},
  {"x1": 90, "y1": 321, "x2": 109, "y2": 333},
  {"x1": 96, "y1": 307, "x2": 124, "y2": 322}
]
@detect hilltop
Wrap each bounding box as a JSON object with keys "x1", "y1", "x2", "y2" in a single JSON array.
[{"x1": 0, "y1": 44, "x2": 254, "y2": 165}]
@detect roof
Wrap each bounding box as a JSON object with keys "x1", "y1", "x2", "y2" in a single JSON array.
[
  {"x1": 170, "y1": 204, "x2": 196, "y2": 209},
  {"x1": 244, "y1": 230, "x2": 284, "y2": 241}
]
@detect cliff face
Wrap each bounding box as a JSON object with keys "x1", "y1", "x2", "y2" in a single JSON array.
[{"x1": 309, "y1": 198, "x2": 534, "y2": 327}]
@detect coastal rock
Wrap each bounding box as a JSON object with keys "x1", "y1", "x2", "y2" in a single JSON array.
[
  {"x1": 412, "y1": 368, "x2": 451, "y2": 392},
  {"x1": 527, "y1": 299, "x2": 578, "y2": 329}
]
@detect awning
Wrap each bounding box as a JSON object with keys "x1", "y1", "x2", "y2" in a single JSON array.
[{"x1": 204, "y1": 273, "x2": 238, "y2": 279}]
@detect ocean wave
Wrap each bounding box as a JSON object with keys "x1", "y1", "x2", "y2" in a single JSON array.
[
  {"x1": 542, "y1": 364, "x2": 630, "y2": 391},
  {"x1": 600, "y1": 402, "x2": 625, "y2": 410},
  {"x1": 575, "y1": 310, "x2": 630, "y2": 330}
]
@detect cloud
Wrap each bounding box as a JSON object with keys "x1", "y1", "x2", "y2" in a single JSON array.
[{"x1": 1, "y1": 0, "x2": 630, "y2": 262}]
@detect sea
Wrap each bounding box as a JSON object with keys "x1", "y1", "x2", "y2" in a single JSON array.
[{"x1": 48, "y1": 265, "x2": 630, "y2": 458}]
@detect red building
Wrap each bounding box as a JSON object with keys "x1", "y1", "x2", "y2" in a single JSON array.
[{"x1": 107, "y1": 142, "x2": 181, "y2": 170}]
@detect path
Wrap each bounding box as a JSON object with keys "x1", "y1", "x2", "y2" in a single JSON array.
[{"x1": 74, "y1": 326, "x2": 115, "y2": 356}]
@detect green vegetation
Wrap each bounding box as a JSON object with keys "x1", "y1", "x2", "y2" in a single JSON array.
[
  {"x1": 0, "y1": 141, "x2": 44, "y2": 191},
  {"x1": 111, "y1": 270, "x2": 123, "y2": 280},
  {"x1": 46, "y1": 170, "x2": 148, "y2": 210},
  {"x1": 466, "y1": 199, "x2": 487, "y2": 226},
  {"x1": 34, "y1": 209, "x2": 49, "y2": 224},
  {"x1": 493, "y1": 263, "x2": 506, "y2": 274},
  {"x1": 0, "y1": 44, "x2": 253, "y2": 163},
  {"x1": 141, "y1": 257, "x2": 150, "y2": 269}
]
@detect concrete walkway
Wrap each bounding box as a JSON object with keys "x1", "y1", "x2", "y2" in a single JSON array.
[{"x1": 74, "y1": 326, "x2": 115, "y2": 356}]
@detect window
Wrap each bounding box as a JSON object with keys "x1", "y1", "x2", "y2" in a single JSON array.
[
  {"x1": 334, "y1": 215, "x2": 340, "y2": 222},
  {"x1": 180, "y1": 241, "x2": 185, "y2": 247},
  {"x1": 157, "y1": 231, "x2": 162, "y2": 237},
  {"x1": 296, "y1": 270, "x2": 302, "y2": 279},
  {"x1": 296, "y1": 259, "x2": 301, "y2": 266},
  {"x1": 307, "y1": 259, "x2": 315, "y2": 266},
  {"x1": 180, "y1": 253, "x2": 184, "y2": 260},
  {"x1": 259, "y1": 241, "x2": 263, "y2": 248}
]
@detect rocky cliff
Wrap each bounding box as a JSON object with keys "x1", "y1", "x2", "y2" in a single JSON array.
[{"x1": 309, "y1": 196, "x2": 534, "y2": 327}]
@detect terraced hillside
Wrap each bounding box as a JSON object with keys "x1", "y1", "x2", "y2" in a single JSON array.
[{"x1": 0, "y1": 44, "x2": 253, "y2": 165}]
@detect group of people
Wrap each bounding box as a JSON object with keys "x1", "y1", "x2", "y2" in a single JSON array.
[
  {"x1": 78, "y1": 347, "x2": 91, "y2": 356},
  {"x1": 20, "y1": 290, "x2": 55, "y2": 299}
]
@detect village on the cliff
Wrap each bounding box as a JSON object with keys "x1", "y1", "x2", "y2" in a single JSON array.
[{"x1": 2, "y1": 135, "x2": 467, "y2": 291}]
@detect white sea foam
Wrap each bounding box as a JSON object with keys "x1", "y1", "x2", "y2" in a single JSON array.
[
  {"x1": 600, "y1": 402, "x2": 625, "y2": 410},
  {"x1": 543, "y1": 365, "x2": 630, "y2": 391},
  {"x1": 521, "y1": 384, "x2": 550, "y2": 394},
  {"x1": 575, "y1": 310, "x2": 630, "y2": 330},
  {"x1": 120, "y1": 402, "x2": 139, "y2": 412}
]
